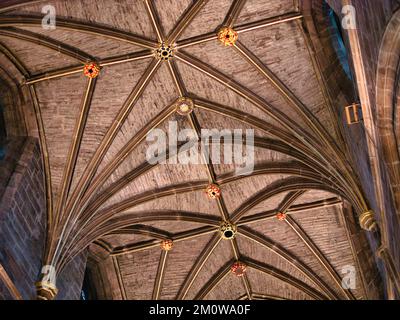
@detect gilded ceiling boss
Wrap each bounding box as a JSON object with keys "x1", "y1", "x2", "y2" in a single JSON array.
[{"x1": 0, "y1": 0, "x2": 399, "y2": 303}]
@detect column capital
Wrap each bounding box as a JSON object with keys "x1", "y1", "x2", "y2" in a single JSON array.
[
  {"x1": 359, "y1": 210, "x2": 377, "y2": 231},
  {"x1": 35, "y1": 281, "x2": 58, "y2": 300}
]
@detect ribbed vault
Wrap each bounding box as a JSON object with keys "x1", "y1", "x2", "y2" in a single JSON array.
[{"x1": 0, "y1": 0, "x2": 383, "y2": 300}]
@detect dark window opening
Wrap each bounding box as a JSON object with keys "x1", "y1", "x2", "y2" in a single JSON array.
[
  {"x1": 324, "y1": 1, "x2": 354, "y2": 81},
  {"x1": 80, "y1": 267, "x2": 97, "y2": 300}
]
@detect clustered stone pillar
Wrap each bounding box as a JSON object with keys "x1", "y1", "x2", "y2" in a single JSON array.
[
  {"x1": 376, "y1": 246, "x2": 400, "y2": 295},
  {"x1": 358, "y1": 208, "x2": 400, "y2": 296}
]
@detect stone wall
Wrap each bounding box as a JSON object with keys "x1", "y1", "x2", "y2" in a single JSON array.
[
  {"x1": 326, "y1": 0, "x2": 400, "y2": 296},
  {"x1": 0, "y1": 137, "x2": 87, "y2": 300},
  {"x1": 0, "y1": 138, "x2": 46, "y2": 299}
]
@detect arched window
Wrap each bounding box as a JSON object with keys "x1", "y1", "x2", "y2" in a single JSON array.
[
  {"x1": 324, "y1": 1, "x2": 353, "y2": 81},
  {"x1": 80, "y1": 267, "x2": 97, "y2": 300}
]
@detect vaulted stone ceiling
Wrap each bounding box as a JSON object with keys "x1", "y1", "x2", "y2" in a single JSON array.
[{"x1": 0, "y1": 0, "x2": 382, "y2": 300}]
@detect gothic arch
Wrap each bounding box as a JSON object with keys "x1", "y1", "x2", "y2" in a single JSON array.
[{"x1": 376, "y1": 9, "x2": 400, "y2": 214}]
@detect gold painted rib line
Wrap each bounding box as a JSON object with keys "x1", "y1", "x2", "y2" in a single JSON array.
[
  {"x1": 26, "y1": 67, "x2": 83, "y2": 85},
  {"x1": 25, "y1": 51, "x2": 154, "y2": 85},
  {"x1": 100, "y1": 223, "x2": 216, "y2": 257},
  {"x1": 112, "y1": 256, "x2": 127, "y2": 300},
  {"x1": 236, "y1": 293, "x2": 249, "y2": 300},
  {"x1": 175, "y1": 33, "x2": 217, "y2": 49},
  {"x1": 167, "y1": 0, "x2": 209, "y2": 44},
  {"x1": 175, "y1": 13, "x2": 303, "y2": 49},
  {"x1": 0, "y1": 264, "x2": 22, "y2": 300},
  {"x1": 0, "y1": 15, "x2": 157, "y2": 49},
  {"x1": 28, "y1": 85, "x2": 54, "y2": 238},
  {"x1": 187, "y1": 113, "x2": 230, "y2": 221},
  {"x1": 278, "y1": 190, "x2": 306, "y2": 213},
  {"x1": 166, "y1": 60, "x2": 185, "y2": 97},
  {"x1": 55, "y1": 77, "x2": 97, "y2": 227},
  {"x1": 237, "y1": 197, "x2": 342, "y2": 226},
  {"x1": 223, "y1": 0, "x2": 247, "y2": 27},
  {"x1": 177, "y1": 235, "x2": 222, "y2": 300},
  {"x1": 0, "y1": 27, "x2": 94, "y2": 63},
  {"x1": 285, "y1": 215, "x2": 356, "y2": 300},
  {"x1": 287, "y1": 197, "x2": 342, "y2": 213},
  {"x1": 230, "y1": 239, "x2": 240, "y2": 261},
  {"x1": 0, "y1": 41, "x2": 29, "y2": 78},
  {"x1": 230, "y1": 177, "x2": 344, "y2": 223},
  {"x1": 0, "y1": 0, "x2": 45, "y2": 13},
  {"x1": 194, "y1": 260, "x2": 233, "y2": 300},
  {"x1": 100, "y1": 51, "x2": 154, "y2": 67},
  {"x1": 239, "y1": 228, "x2": 338, "y2": 300},
  {"x1": 252, "y1": 293, "x2": 286, "y2": 300},
  {"x1": 144, "y1": 0, "x2": 164, "y2": 43},
  {"x1": 244, "y1": 258, "x2": 326, "y2": 300},
  {"x1": 236, "y1": 12, "x2": 303, "y2": 33},
  {"x1": 152, "y1": 250, "x2": 169, "y2": 300},
  {"x1": 340, "y1": 203, "x2": 369, "y2": 299},
  {"x1": 241, "y1": 273, "x2": 252, "y2": 300}
]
